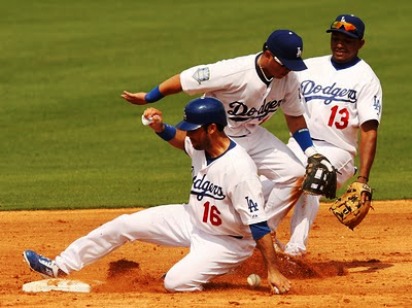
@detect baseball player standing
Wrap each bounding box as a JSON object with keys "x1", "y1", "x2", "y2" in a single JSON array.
[
  {"x1": 121, "y1": 29, "x2": 334, "y2": 236},
  {"x1": 279, "y1": 14, "x2": 383, "y2": 256},
  {"x1": 23, "y1": 97, "x2": 291, "y2": 294}
]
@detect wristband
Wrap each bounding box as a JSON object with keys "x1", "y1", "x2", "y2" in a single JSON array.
[
  {"x1": 293, "y1": 128, "x2": 314, "y2": 152},
  {"x1": 357, "y1": 175, "x2": 369, "y2": 182},
  {"x1": 156, "y1": 123, "x2": 176, "y2": 141},
  {"x1": 145, "y1": 86, "x2": 164, "y2": 103}
]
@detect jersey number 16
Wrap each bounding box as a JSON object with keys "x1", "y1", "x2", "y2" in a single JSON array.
[{"x1": 202, "y1": 201, "x2": 222, "y2": 226}]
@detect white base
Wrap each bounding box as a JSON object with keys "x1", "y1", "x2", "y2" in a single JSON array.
[{"x1": 22, "y1": 279, "x2": 91, "y2": 293}]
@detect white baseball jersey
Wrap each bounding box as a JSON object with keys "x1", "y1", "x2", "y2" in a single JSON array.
[
  {"x1": 185, "y1": 137, "x2": 266, "y2": 238},
  {"x1": 54, "y1": 138, "x2": 266, "y2": 291},
  {"x1": 296, "y1": 55, "x2": 382, "y2": 156},
  {"x1": 281, "y1": 56, "x2": 383, "y2": 256},
  {"x1": 180, "y1": 53, "x2": 305, "y2": 136},
  {"x1": 180, "y1": 53, "x2": 308, "y2": 230}
]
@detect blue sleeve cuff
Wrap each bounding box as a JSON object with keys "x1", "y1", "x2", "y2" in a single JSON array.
[
  {"x1": 249, "y1": 221, "x2": 271, "y2": 240},
  {"x1": 292, "y1": 128, "x2": 314, "y2": 152},
  {"x1": 156, "y1": 124, "x2": 176, "y2": 141},
  {"x1": 145, "y1": 86, "x2": 164, "y2": 103}
]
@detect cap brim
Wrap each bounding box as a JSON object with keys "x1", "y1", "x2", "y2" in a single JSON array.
[
  {"x1": 326, "y1": 29, "x2": 360, "y2": 39},
  {"x1": 279, "y1": 58, "x2": 307, "y2": 71},
  {"x1": 176, "y1": 120, "x2": 202, "y2": 131}
]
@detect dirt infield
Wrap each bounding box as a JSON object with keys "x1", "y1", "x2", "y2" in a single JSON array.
[{"x1": 1, "y1": 200, "x2": 411, "y2": 307}]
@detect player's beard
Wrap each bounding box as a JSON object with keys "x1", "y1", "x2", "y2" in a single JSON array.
[
  {"x1": 190, "y1": 138, "x2": 209, "y2": 151},
  {"x1": 190, "y1": 134, "x2": 215, "y2": 153}
]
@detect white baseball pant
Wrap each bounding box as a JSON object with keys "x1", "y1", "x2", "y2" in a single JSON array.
[
  {"x1": 282, "y1": 137, "x2": 356, "y2": 255},
  {"x1": 54, "y1": 204, "x2": 255, "y2": 292},
  {"x1": 228, "y1": 125, "x2": 306, "y2": 218}
]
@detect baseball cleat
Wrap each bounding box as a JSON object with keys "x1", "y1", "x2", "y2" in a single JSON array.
[
  {"x1": 284, "y1": 250, "x2": 305, "y2": 258},
  {"x1": 23, "y1": 250, "x2": 61, "y2": 278},
  {"x1": 284, "y1": 245, "x2": 307, "y2": 258}
]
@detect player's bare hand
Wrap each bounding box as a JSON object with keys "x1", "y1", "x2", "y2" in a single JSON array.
[
  {"x1": 121, "y1": 91, "x2": 148, "y2": 105},
  {"x1": 143, "y1": 107, "x2": 163, "y2": 132},
  {"x1": 268, "y1": 268, "x2": 291, "y2": 295}
]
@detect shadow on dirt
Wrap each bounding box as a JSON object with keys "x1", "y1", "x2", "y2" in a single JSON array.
[
  {"x1": 93, "y1": 257, "x2": 393, "y2": 293},
  {"x1": 234, "y1": 252, "x2": 393, "y2": 280},
  {"x1": 277, "y1": 256, "x2": 393, "y2": 279}
]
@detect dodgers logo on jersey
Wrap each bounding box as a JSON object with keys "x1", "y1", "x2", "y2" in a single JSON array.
[
  {"x1": 301, "y1": 80, "x2": 357, "y2": 105},
  {"x1": 373, "y1": 95, "x2": 382, "y2": 116},
  {"x1": 227, "y1": 99, "x2": 282, "y2": 122},
  {"x1": 245, "y1": 196, "x2": 259, "y2": 212},
  {"x1": 192, "y1": 67, "x2": 210, "y2": 85},
  {"x1": 191, "y1": 174, "x2": 225, "y2": 201}
]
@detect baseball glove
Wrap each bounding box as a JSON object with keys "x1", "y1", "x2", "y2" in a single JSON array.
[
  {"x1": 302, "y1": 154, "x2": 337, "y2": 199},
  {"x1": 329, "y1": 181, "x2": 373, "y2": 230}
]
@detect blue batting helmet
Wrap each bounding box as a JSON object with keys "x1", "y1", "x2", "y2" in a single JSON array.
[{"x1": 176, "y1": 97, "x2": 228, "y2": 131}]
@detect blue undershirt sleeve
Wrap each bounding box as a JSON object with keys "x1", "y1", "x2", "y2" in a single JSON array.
[{"x1": 249, "y1": 221, "x2": 271, "y2": 241}]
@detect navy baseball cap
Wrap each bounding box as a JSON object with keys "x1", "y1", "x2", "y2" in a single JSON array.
[
  {"x1": 176, "y1": 97, "x2": 227, "y2": 131},
  {"x1": 326, "y1": 14, "x2": 365, "y2": 39},
  {"x1": 265, "y1": 29, "x2": 307, "y2": 71}
]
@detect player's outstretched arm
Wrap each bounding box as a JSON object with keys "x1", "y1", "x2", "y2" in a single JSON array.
[
  {"x1": 121, "y1": 74, "x2": 183, "y2": 105},
  {"x1": 284, "y1": 114, "x2": 317, "y2": 156},
  {"x1": 284, "y1": 114, "x2": 311, "y2": 140},
  {"x1": 357, "y1": 120, "x2": 378, "y2": 184},
  {"x1": 121, "y1": 91, "x2": 147, "y2": 105},
  {"x1": 142, "y1": 107, "x2": 186, "y2": 150},
  {"x1": 255, "y1": 231, "x2": 291, "y2": 294}
]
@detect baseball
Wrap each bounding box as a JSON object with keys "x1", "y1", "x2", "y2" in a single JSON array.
[
  {"x1": 141, "y1": 114, "x2": 153, "y2": 126},
  {"x1": 247, "y1": 274, "x2": 261, "y2": 287}
]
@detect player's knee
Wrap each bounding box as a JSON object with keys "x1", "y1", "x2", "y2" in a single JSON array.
[
  {"x1": 292, "y1": 163, "x2": 306, "y2": 177},
  {"x1": 163, "y1": 271, "x2": 203, "y2": 292},
  {"x1": 107, "y1": 214, "x2": 131, "y2": 232},
  {"x1": 287, "y1": 166, "x2": 306, "y2": 183},
  {"x1": 90, "y1": 214, "x2": 134, "y2": 240}
]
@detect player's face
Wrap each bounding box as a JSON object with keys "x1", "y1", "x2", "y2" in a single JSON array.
[
  {"x1": 186, "y1": 126, "x2": 210, "y2": 151},
  {"x1": 269, "y1": 53, "x2": 291, "y2": 78},
  {"x1": 261, "y1": 50, "x2": 291, "y2": 79},
  {"x1": 330, "y1": 32, "x2": 364, "y2": 63}
]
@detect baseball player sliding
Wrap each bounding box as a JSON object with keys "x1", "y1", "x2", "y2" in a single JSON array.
[
  {"x1": 23, "y1": 97, "x2": 291, "y2": 294},
  {"x1": 121, "y1": 29, "x2": 335, "y2": 245},
  {"x1": 281, "y1": 14, "x2": 383, "y2": 255}
]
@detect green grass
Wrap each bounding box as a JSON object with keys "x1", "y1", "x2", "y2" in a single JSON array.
[{"x1": 1, "y1": 0, "x2": 411, "y2": 210}]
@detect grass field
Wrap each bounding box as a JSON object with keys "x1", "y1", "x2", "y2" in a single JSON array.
[{"x1": 1, "y1": 0, "x2": 411, "y2": 210}]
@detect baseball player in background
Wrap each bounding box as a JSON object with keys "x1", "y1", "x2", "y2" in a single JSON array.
[
  {"x1": 121, "y1": 29, "x2": 334, "y2": 240},
  {"x1": 23, "y1": 97, "x2": 291, "y2": 294},
  {"x1": 279, "y1": 14, "x2": 383, "y2": 256}
]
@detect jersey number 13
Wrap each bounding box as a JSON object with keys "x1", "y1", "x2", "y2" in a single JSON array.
[{"x1": 328, "y1": 105, "x2": 349, "y2": 129}]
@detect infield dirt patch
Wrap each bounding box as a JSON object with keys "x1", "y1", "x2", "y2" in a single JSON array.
[{"x1": 1, "y1": 200, "x2": 411, "y2": 307}]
